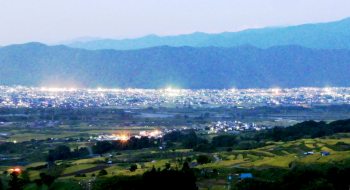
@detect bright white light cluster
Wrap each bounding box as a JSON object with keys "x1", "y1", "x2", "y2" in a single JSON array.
[{"x1": 0, "y1": 86, "x2": 350, "y2": 108}]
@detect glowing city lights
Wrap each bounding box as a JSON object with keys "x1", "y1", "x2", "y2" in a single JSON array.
[
  {"x1": 95, "y1": 130, "x2": 164, "y2": 141},
  {"x1": 96, "y1": 133, "x2": 130, "y2": 141},
  {"x1": 163, "y1": 86, "x2": 182, "y2": 97},
  {"x1": 1, "y1": 86, "x2": 350, "y2": 109}
]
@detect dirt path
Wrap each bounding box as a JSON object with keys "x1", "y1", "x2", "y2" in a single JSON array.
[{"x1": 60, "y1": 165, "x2": 110, "y2": 177}]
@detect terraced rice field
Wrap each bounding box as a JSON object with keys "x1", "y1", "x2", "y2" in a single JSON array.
[{"x1": 198, "y1": 138, "x2": 350, "y2": 170}]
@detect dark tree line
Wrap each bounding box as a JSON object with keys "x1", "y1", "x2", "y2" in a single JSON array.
[
  {"x1": 234, "y1": 162, "x2": 350, "y2": 190},
  {"x1": 93, "y1": 162, "x2": 197, "y2": 190},
  {"x1": 216, "y1": 119, "x2": 350, "y2": 150},
  {"x1": 92, "y1": 136, "x2": 159, "y2": 154},
  {"x1": 163, "y1": 119, "x2": 350, "y2": 152},
  {"x1": 163, "y1": 129, "x2": 208, "y2": 149},
  {"x1": 0, "y1": 142, "x2": 24, "y2": 154},
  {"x1": 4, "y1": 171, "x2": 56, "y2": 190},
  {"x1": 255, "y1": 119, "x2": 350, "y2": 142},
  {"x1": 212, "y1": 135, "x2": 237, "y2": 147},
  {"x1": 48, "y1": 145, "x2": 89, "y2": 161}
]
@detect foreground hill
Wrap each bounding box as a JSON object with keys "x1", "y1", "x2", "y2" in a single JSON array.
[
  {"x1": 1, "y1": 43, "x2": 350, "y2": 88},
  {"x1": 67, "y1": 18, "x2": 350, "y2": 50}
]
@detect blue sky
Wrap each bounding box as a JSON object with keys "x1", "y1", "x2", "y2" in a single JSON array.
[{"x1": 1, "y1": 0, "x2": 350, "y2": 45}]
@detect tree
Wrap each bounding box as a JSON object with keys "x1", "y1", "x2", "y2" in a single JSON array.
[
  {"x1": 48, "y1": 145, "x2": 72, "y2": 161},
  {"x1": 129, "y1": 164, "x2": 138, "y2": 172},
  {"x1": 0, "y1": 178, "x2": 3, "y2": 190},
  {"x1": 212, "y1": 135, "x2": 237, "y2": 147},
  {"x1": 165, "y1": 163, "x2": 171, "y2": 170},
  {"x1": 34, "y1": 179, "x2": 43, "y2": 188},
  {"x1": 93, "y1": 141, "x2": 113, "y2": 154},
  {"x1": 20, "y1": 170, "x2": 30, "y2": 184},
  {"x1": 72, "y1": 147, "x2": 90, "y2": 158},
  {"x1": 181, "y1": 162, "x2": 191, "y2": 172},
  {"x1": 98, "y1": 169, "x2": 108, "y2": 176},
  {"x1": 39, "y1": 173, "x2": 55, "y2": 187},
  {"x1": 196, "y1": 155, "x2": 211, "y2": 165},
  {"x1": 143, "y1": 165, "x2": 197, "y2": 190},
  {"x1": 8, "y1": 172, "x2": 23, "y2": 190}
]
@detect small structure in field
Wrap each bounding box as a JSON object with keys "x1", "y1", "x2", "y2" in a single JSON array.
[
  {"x1": 321, "y1": 151, "x2": 330, "y2": 156},
  {"x1": 239, "y1": 173, "x2": 253, "y2": 180}
]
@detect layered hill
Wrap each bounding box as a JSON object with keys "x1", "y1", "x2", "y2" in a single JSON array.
[
  {"x1": 1, "y1": 43, "x2": 350, "y2": 88},
  {"x1": 67, "y1": 18, "x2": 350, "y2": 50}
]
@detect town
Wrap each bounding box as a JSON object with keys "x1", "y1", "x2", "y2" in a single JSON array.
[{"x1": 1, "y1": 86, "x2": 350, "y2": 109}]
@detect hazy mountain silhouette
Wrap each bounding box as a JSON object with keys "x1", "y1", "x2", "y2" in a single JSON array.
[
  {"x1": 67, "y1": 18, "x2": 350, "y2": 50},
  {"x1": 1, "y1": 43, "x2": 350, "y2": 88}
]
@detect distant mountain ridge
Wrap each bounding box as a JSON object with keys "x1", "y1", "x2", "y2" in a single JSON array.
[
  {"x1": 67, "y1": 18, "x2": 350, "y2": 50},
  {"x1": 1, "y1": 43, "x2": 350, "y2": 89}
]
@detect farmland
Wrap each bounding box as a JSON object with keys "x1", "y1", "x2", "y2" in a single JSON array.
[{"x1": 1, "y1": 106, "x2": 350, "y2": 190}]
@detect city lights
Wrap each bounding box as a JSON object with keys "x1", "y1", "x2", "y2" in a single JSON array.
[
  {"x1": 96, "y1": 133, "x2": 130, "y2": 141},
  {"x1": 0, "y1": 86, "x2": 350, "y2": 109}
]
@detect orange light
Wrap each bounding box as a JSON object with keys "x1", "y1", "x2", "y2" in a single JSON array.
[
  {"x1": 118, "y1": 134, "x2": 129, "y2": 142},
  {"x1": 8, "y1": 168, "x2": 21, "y2": 174},
  {"x1": 112, "y1": 133, "x2": 130, "y2": 142}
]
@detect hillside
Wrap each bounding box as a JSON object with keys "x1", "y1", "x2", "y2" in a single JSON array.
[{"x1": 1, "y1": 43, "x2": 350, "y2": 88}]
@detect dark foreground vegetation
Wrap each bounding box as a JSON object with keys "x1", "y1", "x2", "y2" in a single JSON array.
[
  {"x1": 234, "y1": 161, "x2": 350, "y2": 190},
  {"x1": 2, "y1": 160, "x2": 350, "y2": 190},
  {"x1": 0, "y1": 162, "x2": 197, "y2": 190},
  {"x1": 93, "y1": 162, "x2": 197, "y2": 190}
]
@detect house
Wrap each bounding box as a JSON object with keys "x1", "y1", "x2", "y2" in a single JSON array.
[
  {"x1": 304, "y1": 151, "x2": 314, "y2": 155},
  {"x1": 321, "y1": 151, "x2": 330, "y2": 156},
  {"x1": 239, "y1": 173, "x2": 253, "y2": 180}
]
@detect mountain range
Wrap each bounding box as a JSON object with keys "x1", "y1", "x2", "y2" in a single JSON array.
[
  {"x1": 1, "y1": 18, "x2": 350, "y2": 88},
  {"x1": 1, "y1": 43, "x2": 350, "y2": 89},
  {"x1": 67, "y1": 18, "x2": 350, "y2": 50}
]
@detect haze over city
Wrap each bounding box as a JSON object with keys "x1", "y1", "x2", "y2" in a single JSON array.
[{"x1": 1, "y1": 0, "x2": 350, "y2": 45}]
